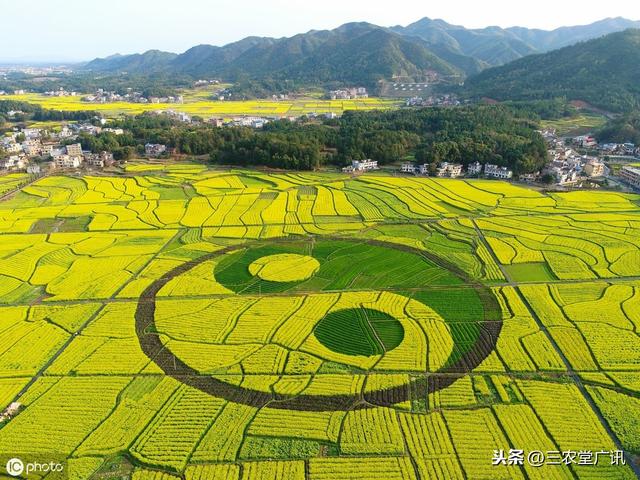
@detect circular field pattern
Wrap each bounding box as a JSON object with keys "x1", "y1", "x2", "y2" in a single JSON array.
[
  {"x1": 248, "y1": 253, "x2": 320, "y2": 282},
  {"x1": 135, "y1": 237, "x2": 502, "y2": 411},
  {"x1": 314, "y1": 308, "x2": 404, "y2": 356}
]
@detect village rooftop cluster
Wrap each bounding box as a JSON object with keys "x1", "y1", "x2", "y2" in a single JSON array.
[
  {"x1": 0, "y1": 121, "x2": 120, "y2": 173},
  {"x1": 82, "y1": 89, "x2": 184, "y2": 104}
]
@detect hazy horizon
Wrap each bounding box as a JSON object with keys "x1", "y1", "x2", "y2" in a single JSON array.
[{"x1": 2, "y1": 0, "x2": 640, "y2": 63}]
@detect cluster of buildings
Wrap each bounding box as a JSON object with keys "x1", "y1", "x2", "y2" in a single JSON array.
[
  {"x1": 328, "y1": 87, "x2": 368, "y2": 100},
  {"x1": 546, "y1": 147, "x2": 605, "y2": 185},
  {"x1": 599, "y1": 142, "x2": 639, "y2": 156},
  {"x1": 393, "y1": 83, "x2": 428, "y2": 93},
  {"x1": 0, "y1": 89, "x2": 25, "y2": 96},
  {"x1": 82, "y1": 89, "x2": 184, "y2": 104},
  {"x1": 405, "y1": 95, "x2": 460, "y2": 107},
  {"x1": 542, "y1": 130, "x2": 608, "y2": 186},
  {"x1": 213, "y1": 88, "x2": 234, "y2": 101},
  {"x1": 193, "y1": 79, "x2": 220, "y2": 87},
  {"x1": 226, "y1": 116, "x2": 270, "y2": 129},
  {"x1": 51, "y1": 144, "x2": 114, "y2": 169},
  {"x1": 571, "y1": 134, "x2": 639, "y2": 157},
  {"x1": 400, "y1": 161, "x2": 513, "y2": 179},
  {"x1": 43, "y1": 87, "x2": 77, "y2": 97},
  {"x1": 1, "y1": 123, "x2": 115, "y2": 173},
  {"x1": 342, "y1": 159, "x2": 379, "y2": 173},
  {"x1": 152, "y1": 110, "x2": 192, "y2": 123},
  {"x1": 206, "y1": 116, "x2": 274, "y2": 129}
]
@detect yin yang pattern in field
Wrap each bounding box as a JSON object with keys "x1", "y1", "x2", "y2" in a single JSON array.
[{"x1": 135, "y1": 236, "x2": 501, "y2": 410}]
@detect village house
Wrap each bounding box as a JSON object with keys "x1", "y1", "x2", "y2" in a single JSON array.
[
  {"x1": 400, "y1": 162, "x2": 416, "y2": 174},
  {"x1": 84, "y1": 151, "x2": 115, "y2": 168},
  {"x1": 1, "y1": 155, "x2": 27, "y2": 170},
  {"x1": 519, "y1": 172, "x2": 540, "y2": 183},
  {"x1": 551, "y1": 167, "x2": 579, "y2": 185},
  {"x1": 145, "y1": 143, "x2": 167, "y2": 156},
  {"x1": 435, "y1": 162, "x2": 463, "y2": 178},
  {"x1": 65, "y1": 143, "x2": 83, "y2": 156},
  {"x1": 3, "y1": 142, "x2": 22, "y2": 154},
  {"x1": 329, "y1": 87, "x2": 368, "y2": 100},
  {"x1": 342, "y1": 159, "x2": 378, "y2": 173},
  {"x1": 467, "y1": 161, "x2": 482, "y2": 176},
  {"x1": 574, "y1": 135, "x2": 598, "y2": 148},
  {"x1": 484, "y1": 163, "x2": 513, "y2": 179},
  {"x1": 54, "y1": 154, "x2": 83, "y2": 169},
  {"x1": 56, "y1": 127, "x2": 74, "y2": 139},
  {"x1": 103, "y1": 128, "x2": 124, "y2": 135},
  {"x1": 40, "y1": 144, "x2": 56, "y2": 157},
  {"x1": 21, "y1": 128, "x2": 41, "y2": 139},
  {"x1": 160, "y1": 110, "x2": 191, "y2": 123},
  {"x1": 583, "y1": 159, "x2": 605, "y2": 177},
  {"x1": 21, "y1": 140, "x2": 42, "y2": 156},
  {"x1": 352, "y1": 159, "x2": 378, "y2": 171},
  {"x1": 620, "y1": 166, "x2": 640, "y2": 189}
]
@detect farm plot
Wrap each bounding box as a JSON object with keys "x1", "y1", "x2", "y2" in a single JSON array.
[{"x1": 0, "y1": 171, "x2": 638, "y2": 479}]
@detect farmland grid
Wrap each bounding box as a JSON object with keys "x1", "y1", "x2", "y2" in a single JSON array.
[{"x1": 0, "y1": 169, "x2": 639, "y2": 479}]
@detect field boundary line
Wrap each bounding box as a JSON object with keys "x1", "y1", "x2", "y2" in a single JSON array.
[{"x1": 473, "y1": 218, "x2": 640, "y2": 478}]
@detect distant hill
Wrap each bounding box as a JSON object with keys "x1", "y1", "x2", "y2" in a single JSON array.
[
  {"x1": 391, "y1": 17, "x2": 640, "y2": 67},
  {"x1": 83, "y1": 50, "x2": 178, "y2": 73},
  {"x1": 462, "y1": 29, "x2": 640, "y2": 113},
  {"x1": 82, "y1": 23, "x2": 461, "y2": 87},
  {"x1": 391, "y1": 18, "x2": 536, "y2": 67},
  {"x1": 80, "y1": 17, "x2": 640, "y2": 88}
]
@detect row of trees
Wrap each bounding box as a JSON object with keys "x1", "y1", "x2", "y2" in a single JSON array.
[{"x1": 77, "y1": 105, "x2": 547, "y2": 173}]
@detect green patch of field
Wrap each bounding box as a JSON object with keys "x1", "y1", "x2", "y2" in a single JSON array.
[
  {"x1": 541, "y1": 113, "x2": 607, "y2": 136},
  {"x1": 504, "y1": 262, "x2": 557, "y2": 282},
  {"x1": 314, "y1": 308, "x2": 404, "y2": 356},
  {"x1": 240, "y1": 436, "x2": 321, "y2": 460}
]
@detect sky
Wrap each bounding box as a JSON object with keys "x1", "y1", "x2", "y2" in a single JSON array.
[{"x1": 2, "y1": 0, "x2": 640, "y2": 62}]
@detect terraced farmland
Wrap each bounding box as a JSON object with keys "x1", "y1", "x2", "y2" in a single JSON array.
[{"x1": 0, "y1": 167, "x2": 639, "y2": 479}]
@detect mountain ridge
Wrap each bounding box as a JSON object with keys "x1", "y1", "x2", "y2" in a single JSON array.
[
  {"x1": 461, "y1": 28, "x2": 640, "y2": 112},
  {"x1": 79, "y1": 17, "x2": 640, "y2": 87}
]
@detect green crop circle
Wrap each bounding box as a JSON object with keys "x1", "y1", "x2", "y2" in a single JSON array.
[{"x1": 314, "y1": 307, "x2": 404, "y2": 356}]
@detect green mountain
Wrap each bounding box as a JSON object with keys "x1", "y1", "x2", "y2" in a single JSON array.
[
  {"x1": 82, "y1": 23, "x2": 461, "y2": 87},
  {"x1": 392, "y1": 16, "x2": 640, "y2": 67},
  {"x1": 392, "y1": 18, "x2": 536, "y2": 67},
  {"x1": 462, "y1": 29, "x2": 640, "y2": 112},
  {"x1": 83, "y1": 50, "x2": 178, "y2": 73},
  {"x1": 80, "y1": 17, "x2": 640, "y2": 89}
]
